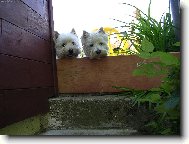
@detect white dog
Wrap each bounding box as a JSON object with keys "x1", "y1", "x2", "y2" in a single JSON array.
[
  {"x1": 54, "y1": 29, "x2": 81, "y2": 59},
  {"x1": 81, "y1": 27, "x2": 109, "y2": 59}
]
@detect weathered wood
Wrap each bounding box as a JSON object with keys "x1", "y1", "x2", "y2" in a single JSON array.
[
  {"x1": 0, "y1": 20, "x2": 52, "y2": 63},
  {"x1": 0, "y1": 0, "x2": 50, "y2": 40},
  {"x1": 0, "y1": 54, "x2": 54, "y2": 89},
  {"x1": 57, "y1": 56, "x2": 160, "y2": 93},
  {"x1": 21, "y1": 0, "x2": 49, "y2": 20},
  {"x1": 0, "y1": 87, "x2": 54, "y2": 128}
]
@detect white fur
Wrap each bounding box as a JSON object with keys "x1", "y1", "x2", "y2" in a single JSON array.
[
  {"x1": 54, "y1": 29, "x2": 81, "y2": 59},
  {"x1": 81, "y1": 27, "x2": 109, "y2": 59}
]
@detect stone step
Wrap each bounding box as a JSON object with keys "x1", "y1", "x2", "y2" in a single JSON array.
[
  {"x1": 46, "y1": 94, "x2": 151, "y2": 132},
  {"x1": 41, "y1": 128, "x2": 137, "y2": 136}
]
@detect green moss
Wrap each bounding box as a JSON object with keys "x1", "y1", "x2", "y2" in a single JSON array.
[{"x1": 0, "y1": 114, "x2": 48, "y2": 135}]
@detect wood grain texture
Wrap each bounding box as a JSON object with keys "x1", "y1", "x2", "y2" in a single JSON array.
[
  {"x1": 57, "y1": 53, "x2": 180, "y2": 93},
  {"x1": 21, "y1": 0, "x2": 49, "y2": 20},
  {"x1": 0, "y1": 54, "x2": 54, "y2": 89},
  {"x1": 57, "y1": 56, "x2": 162, "y2": 93},
  {"x1": 0, "y1": 0, "x2": 57, "y2": 128},
  {"x1": 0, "y1": 0, "x2": 50, "y2": 40},
  {"x1": 0, "y1": 87, "x2": 54, "y2": 128},
  {"x1": 0, "y1": 20, "x2": 52, "y2": 63}
]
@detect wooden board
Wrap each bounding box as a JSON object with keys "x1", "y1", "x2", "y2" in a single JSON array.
[
  {"x1": 0, "y1": 20, "x2": 52, "y2": 63},
  {"x1": 0, "y1": 0, "x2": 57, "y2": 128},
  {"x1": 0, "y1": 0, "x2": 50, "y2": 40},
  {"x1": 57, "y1": 53, "x2": 180, "y2": 93},
  {"x1": 0, "y1": 87, "x2": 54, "y2": 128},
  {"x1": 0, "y1": 54, "x2": 54, "y2": 89},
  {"x1": 57, "y1": 56, "x2": 162, "y2": 93},
  {"x1": 21, "y1": 0, "x2": 49, "y2": 20}
]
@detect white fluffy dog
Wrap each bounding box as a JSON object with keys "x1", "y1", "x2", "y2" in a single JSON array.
[
  {"x1": 81, "y1": 27, "x2": 109, "y2": 59},
  {"x1": 54, "y1": 29, "x2": 81, "y2": 59}
]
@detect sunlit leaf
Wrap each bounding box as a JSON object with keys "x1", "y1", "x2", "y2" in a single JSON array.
[{"x1": 141, "y1": 38, "x2": 154, "y2": 52}]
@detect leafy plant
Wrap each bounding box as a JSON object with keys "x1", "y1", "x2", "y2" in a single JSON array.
[
  {"x1": 112, "y1": 0, "x2": 180, "y2": 54},
  {"x1": 114, "y1": 39, "x2": 180, "y2": 135}
]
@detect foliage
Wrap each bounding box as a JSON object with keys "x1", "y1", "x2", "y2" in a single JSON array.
[
  {"x1": 114, "y1": 38, "x2": 180, "y2": 135},
  {"x1": 112, "y1": 0, "x2": 180, "y2": 55}
]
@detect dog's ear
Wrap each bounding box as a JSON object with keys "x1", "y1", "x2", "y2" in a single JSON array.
[
  {"x1": 71, "y1": 28, "x2": 78, "y2": 37},
  {"x1": 98, "y1": 27, "x2": 105, "y2": 34},
  {"x1": 54, "y1": 31, "x2": 60, "y2": 40},
  {"x1": 82, "y1": 30, "x2": 90, "y2": 38}
]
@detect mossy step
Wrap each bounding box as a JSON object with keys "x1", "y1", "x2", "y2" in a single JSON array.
[
  {"x1": 47, "y1": 95, "x2": 150, "y2": 131},
  {"x1": 41, "y1": 128, "x2": 137, "y2": 136}
]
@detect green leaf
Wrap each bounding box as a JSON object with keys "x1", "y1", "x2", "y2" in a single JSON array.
[
  {"x1": 133, "y1": 68, "x2": 145, "y2": 76},
  {"x1": 155, "y1": 104, "x2": 167, "y2": 113},
  {"x1": 161, "y1": 128, "x2": 172, "y2": 135},
  {"x1": 150, "y1": 87, "x2": 161, "y2": 91},
  {"x1": 143, "y1": 93, "x2": 161, "y2": 103},
  {"x1": 137, "y1": 52, "x2": 152, "y2": 59},
  {"x1": 145, "y1": 121, "x2": 158, "y2": 128},
  {"x1": 159, "y1": 53, "x2": 179, "y2": 66},
  {"x1": 133, "y1": 63, "x2": 163, "y2": 77},
  {"x1": 173, "y1": 42, "x2": 180, "y2": 47},
  {"x1": 141, "y1": 38, "x2": 154, "y2": 52}
]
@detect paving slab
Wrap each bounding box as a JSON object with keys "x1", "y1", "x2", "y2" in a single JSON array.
[{"x1": 41, "y1": 128, "x2": 137, "y2": 136}]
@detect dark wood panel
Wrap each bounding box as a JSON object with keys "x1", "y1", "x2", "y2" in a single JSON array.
[
  {"x1": 0, "y1": 18, "x2": 2, "y2": 35},
  {"x1": 0, "y1": 90, "x2": 5, "y2": 129},
  {"x1": 47, "y1": 0, "x2": 58, "y2": 96},
  {"x1": 0, "y1": 87, "x2": 54, "y2": 128},
  {"x1": 21, "y1": 0, "x2": 49, "y2": 21},
  {"x1": 0, "y1": 54, "x2": 54, "y2": 89},
  {"x1": 0, "y1": 20, "x2": 52, "y2": 63},
  {"x1": 0, "y1": 0, "x2": 50, "y2": 40}
]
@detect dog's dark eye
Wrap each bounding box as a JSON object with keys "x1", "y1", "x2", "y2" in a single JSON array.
[
  {"x1": 62, "y1": 43, "x2": 66, "y2": 47},
  {"x1": 72, "y1": 42, "x2": 75, "y2": 45},
  {"x1": 89, "y1": 44, "x2": 94, "y2": 47},
  {"x1": 99, "y1": 42, "x2": 103, "y2": 45}
]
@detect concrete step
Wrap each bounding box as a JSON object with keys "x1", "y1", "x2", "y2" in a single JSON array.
[
  {"x1": 46, "y1": 94, "x2": 151, "y2": 133},
  {"x1": 41, "y1": 128, "x2": 137, "y2": 136}
]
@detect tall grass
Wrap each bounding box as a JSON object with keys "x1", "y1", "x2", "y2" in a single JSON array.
[{"x1": 114, "y1": 1, "x2": 180, "y2": 53}]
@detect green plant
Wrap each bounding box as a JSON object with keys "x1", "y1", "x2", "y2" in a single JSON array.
[
  {"x1": 114, "y1": 39, "x2": 180, "y2": 135},
  {"x1": 113, "y1": 0, "x2": 180, "y2": 54}
]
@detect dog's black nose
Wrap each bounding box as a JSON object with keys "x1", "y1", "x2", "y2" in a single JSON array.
[
  {"x1": 96, "y1": 49, "x2": 101, "y2": 54},
  {"x1": 68, "y1": 49, "x2": 73, "y2": 54}
]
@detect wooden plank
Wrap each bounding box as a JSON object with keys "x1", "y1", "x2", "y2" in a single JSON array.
[
  {"x1": 0, "y1": 18, "x2": 2, "y2": 35},
  {"x1": 0, "y1": 90, "x2": 5, "y2": 128},
  {"x1": 0, "y1": 0, "x2": 50, "y2": 40},
  {"x1": 0, "y1": 54, "x2": 54, "y2": 89},
  {"x1": 57, "y1": 53, "x2": 180, "y2": 93},
  {"x1": 0, "y1": 20, "x2": 52, "y2": 63},
  {"x1": 57, "y1": 56, "x2": 162, "y2": 93},
  {"x1": 21, "y1": 0, "x2": 49, "y2": 20},
  {"x1": 47, "y1": 0, "x2": 58, "y2": 97},
  {"x1": 0, "y1": 87, "x2": 54, "y2": 128}
]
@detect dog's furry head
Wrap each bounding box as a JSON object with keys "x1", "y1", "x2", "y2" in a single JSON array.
[
  {"x1": 81, "y1": 27, "x2": 109, "y2": 59},
  {"x1": 54, "y1": 29, "x2": 81, "y2": 59}
]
